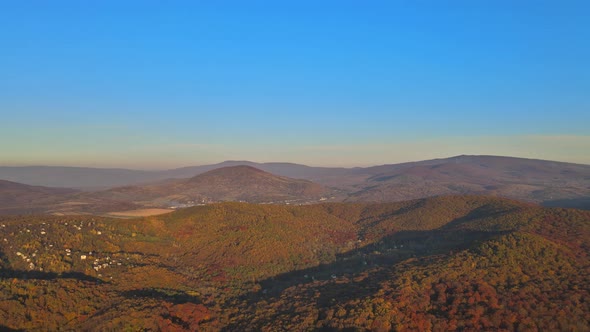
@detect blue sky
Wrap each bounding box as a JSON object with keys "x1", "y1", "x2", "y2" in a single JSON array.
[{"x1": 1, "y1": 1, "x2": 589, "y2": 168}]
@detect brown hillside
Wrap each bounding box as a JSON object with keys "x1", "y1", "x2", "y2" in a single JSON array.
[
  {"x1": 0, "y1": 180, "x2": 78, "y2": 214},
  {"x1": 80, "y1": 165, "x2": 332, "y2": 210},
  {"x1": 185, "y1": 165, "x2": 327, "y2": 199},
  {"x1": 347, "y1": 155, "x2": 590, "y2": 207}
]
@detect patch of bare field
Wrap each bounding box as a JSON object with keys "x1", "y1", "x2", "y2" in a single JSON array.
[
  {"x1": 51, "y1": 211, "x2": 91, "y2": 216},
  {"x1": 57, "y1": 201, "x2": 90, "y2": 206},
  {"x1": 106, "y1": 208, "x2": 174, "y2": 218}
]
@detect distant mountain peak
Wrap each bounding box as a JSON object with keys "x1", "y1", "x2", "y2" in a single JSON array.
[
  {"x1": 0, "y1": 179, "x2": 76, "y2": 193},
  {"x1": 81, "y1": 165, "x2": 331, "y2": 208},
  {"x1": 204, "y1": 165, "x2": 265, "y2": 174},
  {"x1": 188, "y1": 165, "x2": 270, "y2": 182}
]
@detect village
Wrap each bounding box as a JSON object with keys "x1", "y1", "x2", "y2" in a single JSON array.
[
  {"x1": 0, "y1": 217, "x2": 157, "y2": 283},
  {"x1": 166, "y1": 196, "x2": 337, "y2": 209}
]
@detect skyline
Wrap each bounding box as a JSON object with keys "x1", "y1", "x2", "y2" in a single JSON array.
[
  {"x1": 2, "y1": 135, "x2": 589, "y2": 170},
  {"x1": 1, "y1": 1, "x2": 589, "y2": 168}
]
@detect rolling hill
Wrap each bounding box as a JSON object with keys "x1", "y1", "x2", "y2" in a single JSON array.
[
  {"x1": 0, "y1": 180, "x2": 78, "y2": 215},
  {"x1": 1, "y1": 155, "x2": 589, "y2": 216},
  {"x1": 345, "y1": 155, "x2": 590, "y2": 209},
  {"x1": 0, "y1": 195, "x2": 588, "y2": 330},
  {"x1": 83, "y1": 165, "x2": 334, "y2": 208},
  {"x1": 0, "y1": 166, "x2": 157, "y2": 190},
  {"x1": 2, "y1": 155, "x2": 589, "y2": 211},
  {"x1": 0, "y1": 161, "x2": 352, "y2": 189}
]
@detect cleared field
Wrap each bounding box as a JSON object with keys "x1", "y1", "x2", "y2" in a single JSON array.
[{"x1": 105, "y1": 208, "x2": 174, "y2": 218}]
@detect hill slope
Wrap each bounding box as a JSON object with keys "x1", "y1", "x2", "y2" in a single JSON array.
[
  {"x1": 346, "y1": 155, "x2": 590, "y2": 208},
  {"x1": 0, "y1": 180, "x2": 78, "y2": 214},
  {"x1": 0, "y1": 195, "x2": 588, "y2": 330}
]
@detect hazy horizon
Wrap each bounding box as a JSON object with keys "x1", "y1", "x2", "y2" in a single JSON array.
[
  {"x1": 2, "y1": 2, "x2": 588, "y2": 168},
  {"x1": 1, "y1": 150, "x2": 590, "y2": 171}
]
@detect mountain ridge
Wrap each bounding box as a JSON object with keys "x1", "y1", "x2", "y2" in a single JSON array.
[
  {"x1": 1, "y1": 155, "x2": 589, "y2": 213},
  {"x1": 0, "y1": 180, "x2": 79, "y2": 214},
  {"x1": 4, "y1": 155, "x2": 587, "y2": 189}
]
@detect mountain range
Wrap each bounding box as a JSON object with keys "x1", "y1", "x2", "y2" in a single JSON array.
[
  {"x1": 345, "y1": 155, "x2": 590, "y2": 207},
  {"x1": 7, "y1": 155, "x2": 587, "y2": 190},
  {"x1": 0, "y1": 180, "x2": 79, "y2": 215},
  {"x1": 1, "y1": 156, "x2": 589, "y2": 330},
  {"x1": 1, "y1": 155, "x2": 589, "y2": 215},
  {"x1": 0, "y1": 160, "x2": 351, "y2": 189}
]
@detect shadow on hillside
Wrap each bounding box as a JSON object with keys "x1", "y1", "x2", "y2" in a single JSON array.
[
  {"x1": 440, "y1": 204, "x2": 521, "y2": 230},
  {"x1": 542, "y1": 197, "x2": 590, "y2": 211},
  {"x1": 0, "y1": 269, "x2": 102, "y2": 283},
  {"x1": 120, "y1": 288, "x2": 202, "y2": 305},
  {"x1": 0, "y1": 250, "x2": 8, "y2": 265},
  {"x1": 0, "y1": 325, "x2": 24, "y2": 332},
  {"x1": 257, "y1": 229, "x2": 501, "y2": 298},
  {"x1": 223, "y1": 226, "x2": 508, "y2": 330}
]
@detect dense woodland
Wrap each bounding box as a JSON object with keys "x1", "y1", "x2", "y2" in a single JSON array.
[{"x1": 0, "y1": 195, "x2": 589, "y2": 330}]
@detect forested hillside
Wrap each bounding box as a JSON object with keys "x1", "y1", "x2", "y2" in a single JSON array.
[{"x1": 0, "y1": 196, "x2": 588, "y2": 330}]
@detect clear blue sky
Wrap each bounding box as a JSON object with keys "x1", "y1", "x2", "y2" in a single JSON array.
[{"x1": 1, "y1": 1, "x2": 589, "y2": 168}]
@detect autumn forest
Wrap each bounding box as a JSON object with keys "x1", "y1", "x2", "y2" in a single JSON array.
[{"x1": 1, "y1": 195, "x2": 589, "y2": 330}]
